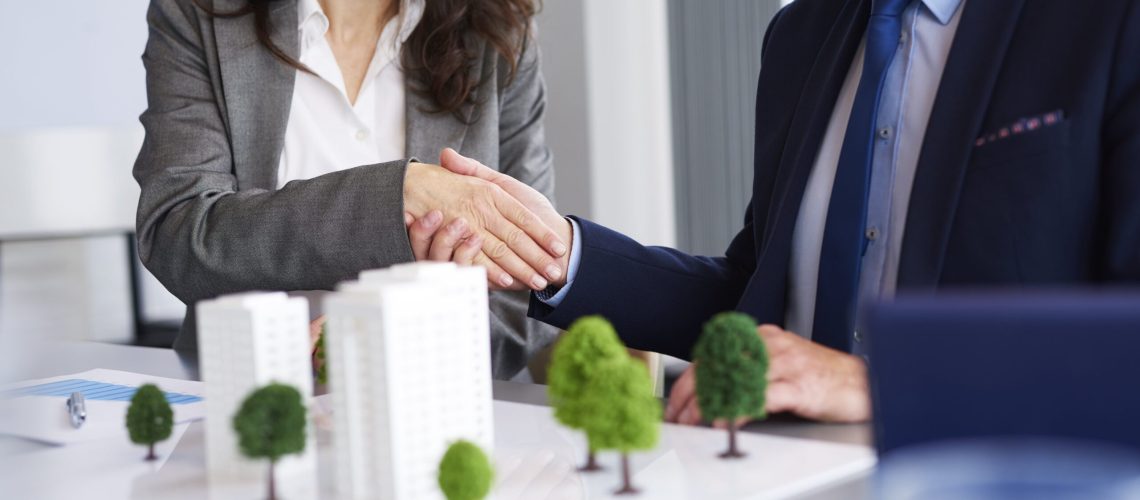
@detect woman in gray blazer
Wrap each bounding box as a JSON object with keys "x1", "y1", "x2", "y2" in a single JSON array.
[{"x1": 134, "y1": 0, "x2": 563, "y2": 379}]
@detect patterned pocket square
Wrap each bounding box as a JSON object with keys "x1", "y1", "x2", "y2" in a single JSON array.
[{"x1": 975, "y1": 110, "x2": 1066, "y2": 148}]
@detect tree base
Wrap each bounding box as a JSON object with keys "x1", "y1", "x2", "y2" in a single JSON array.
[
  {"x1": 579, "y1": 452, "x2": 603, "y2": 472},
  {"x1": 718, "y1": 450, "x2": 746, "y2": 460},
  {"x1": 578, "y1": 462, "x2": 604, "y2": 472},
  {"x1": 614, "y1": 485, "x2": 641, "y2": 495}
]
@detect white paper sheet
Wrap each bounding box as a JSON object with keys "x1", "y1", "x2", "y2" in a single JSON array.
[{"x1": 0, "y1": 369, "x2": 204, "y2": 445}]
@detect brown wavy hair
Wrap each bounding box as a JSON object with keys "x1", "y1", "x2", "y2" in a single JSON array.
[{"x1": 195, "y1": 0, "x2": 539, "y2": 119}]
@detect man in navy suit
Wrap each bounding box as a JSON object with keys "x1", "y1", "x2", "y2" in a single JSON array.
[{"x1": 413, "y1": 0, "x2": 1140, "y2": 424}]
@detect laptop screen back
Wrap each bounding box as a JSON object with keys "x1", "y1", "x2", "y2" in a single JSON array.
[{"x1": 865, "y1": 292, "x2": 1140, "y2": 455}]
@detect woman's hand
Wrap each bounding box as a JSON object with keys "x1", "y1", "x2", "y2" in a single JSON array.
[
  {"x1": 406, "y1": 211, "x2": 487, "y2": 271},
  {"x1": 406, "y1": 149, "x2": 573, "y2": 289},
  {"x1": 403, "y1": 161, "x2": 567, "y2": 290}
]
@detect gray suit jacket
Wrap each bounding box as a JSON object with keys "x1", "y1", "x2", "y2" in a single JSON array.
[{"x1": 134, "y1": 0, "x2": 559, "y2": 379}]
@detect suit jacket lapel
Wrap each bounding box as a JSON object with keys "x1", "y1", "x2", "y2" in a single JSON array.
[
  {"x1": 215, "y1": 0, "x2": 297, "y2": 190},
  {"x1": 740, "y1": 0, "x2": 870, "y2": 325},
  {"x1": 897, "y1": 0, "x2": 1028, "y2": 288},
  {"x1": 758, "y1": 0, "x2": 869, "y2": 253},
  {"x1": 404, "y1": 43, "x2": 482, "y2": 162}
]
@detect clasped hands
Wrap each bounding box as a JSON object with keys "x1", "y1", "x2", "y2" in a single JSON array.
[
  {"x1": 406, "y1": 149, "x2": 870, "y2": 425},
  {"x1": 402, "y1": 148, "x2": 571, "y2": 291}
]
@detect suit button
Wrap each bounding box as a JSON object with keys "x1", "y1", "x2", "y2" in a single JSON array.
[{"x1": 854, "y1": 330, "x2": 863, "y2": 343}]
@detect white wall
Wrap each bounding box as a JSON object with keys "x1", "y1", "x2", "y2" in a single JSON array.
[
  {"x1": 0, "y1": 0, "x2": 150, "y2": 132},
  {"x1": 538, "y1": 1, "x2": 677, "y2": 247},
  {"x1": 535, "y1": 2, "x2": 593, "y2": 219}
]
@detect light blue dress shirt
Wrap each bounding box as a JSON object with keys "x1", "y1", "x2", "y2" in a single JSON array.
[
  {"x1": 535, "y1": 218, "x2": 583, "y2": 305},
  {"x1": 788, "y1": 0, "x2": 964, "y2": 352},
  {"x1": 543, "y1": 0, "x2": 966, "y2": 348}
]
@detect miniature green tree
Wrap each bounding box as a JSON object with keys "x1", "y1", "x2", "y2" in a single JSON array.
[
  {"x1": 580, "y1": 358, "x2": 660, "y2": 495},
  {"x1": 438, "y1": 439, "x2": 495, "y2": 500},
  {"x1": 547, "y1": 315, "x2": 629, "y2": 471},
  {"x1": 693, "y1": 311, "x2": 768, "y2": 459},
  {"x1": 127, "y1": 384, "x2": 174, "y2": 461},
  {"x1": 233, "y1": 383, "x2": 307, "y2": 500}
]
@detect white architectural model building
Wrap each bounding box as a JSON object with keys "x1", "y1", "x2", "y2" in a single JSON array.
[
  {"x1": 196, "y1": 292, "x2": 317, "y2": 494},
  {"x1": 325, "y1": 262, "x2": 494, "y2": 500}
]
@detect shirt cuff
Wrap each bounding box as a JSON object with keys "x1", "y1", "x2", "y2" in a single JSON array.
[{"x1": 534, "y1": 218, "x2": 582, "y2": 307}]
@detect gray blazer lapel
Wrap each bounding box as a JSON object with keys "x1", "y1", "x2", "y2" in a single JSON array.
[
  {"x1": 214, "y1": 0, "x2": 298, "y2": 190},
  {"x1": 404, "y1": 45, "x2": 484, "y2": 162}
]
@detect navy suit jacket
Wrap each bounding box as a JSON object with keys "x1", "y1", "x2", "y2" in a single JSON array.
[{"x1": 531, "y1": 0, "x2": 1140, "y2": 360}]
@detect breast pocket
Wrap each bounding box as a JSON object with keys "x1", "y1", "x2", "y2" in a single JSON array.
[{"x1": 968, "y1": 116, "x2": 1072, "y2": 170}]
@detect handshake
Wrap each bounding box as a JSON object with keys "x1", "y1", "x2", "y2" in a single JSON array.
[{"x1": 402, "y1": 148, "x2": 572, "y2": 292}]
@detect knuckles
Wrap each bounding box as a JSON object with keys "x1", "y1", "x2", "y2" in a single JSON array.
[
  {"x1": 502, "y1": 229, "x2": 525, "y2": 249},
  {"x1": 486, "y1": 240, "x2": 511, "y2": 260}
]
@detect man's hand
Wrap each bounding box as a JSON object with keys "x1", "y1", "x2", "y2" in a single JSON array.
[
  {"x1": 407, "y1": 149, "x2": 573, "y2": 289},
  {"x1": 665, "y1": 325, "x2": 870, "y2": 425},
  {"x1": 403, "y1": 159, "x2": 567, "y2": 290}
]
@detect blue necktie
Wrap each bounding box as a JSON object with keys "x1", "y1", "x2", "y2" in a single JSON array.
[{"x1": 812, "y1": 0, "x2": 912, "y2": 352}]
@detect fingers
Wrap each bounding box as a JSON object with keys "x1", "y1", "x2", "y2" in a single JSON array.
[
  {"x1": 492, "y1": 191, "x2": 568, "y2": 260},
  {"x1": 478, "y1": 229, "x2": 552, "y2": 290},
  {"x1": 428, "y1": 149, "x2": 569, "y2": 287},
  {"x1": 712, "y1": 416, "x2": 752, "y2": 430},
  {"x1": 437, "y1": 146, "x2": 567, "y2": 261},
  {"x1": 665, "y1": 365, "x2": 696, "y2": 422},
  {"x1": 403, "y1": 215, "x2": 483, "y2": 267},
  {"x1": 453, "y1": 233, "x2": 482, "y2": 266},
  {"x1": 428, "y1": 218, "x2": 473, "y2": 261},
  {"x1": 758, "y1": 324, "x2": 797, "y2": 356},
  {"x1": 667, "y1": 365, "x2": 705, "y2": 426},
  {"x1": 408, "y1": 210, "x2": 443, "y2": 261},
  {"x1": 765, "y1": 381, "x2": 800, "y2": 415},
  {"x1": 440, "y1": 147, "x2": 499, "y2": 181},
  {"x1": 676, "y1": 395, "x2": 704, "y2": 426},
  {"x1": 472, "y1": 251, "x2": 517, "y2": 289}
]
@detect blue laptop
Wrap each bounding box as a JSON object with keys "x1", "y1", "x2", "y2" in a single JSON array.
[{"x1": 864, "y1": 291, "x2": 1140, "y2": 455}]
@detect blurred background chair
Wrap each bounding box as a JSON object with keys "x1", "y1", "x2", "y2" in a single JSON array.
[{"x1": 0, "y1": 127, "x2": 184, "y2": 347}]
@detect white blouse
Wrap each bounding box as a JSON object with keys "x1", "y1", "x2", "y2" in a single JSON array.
[{"x1": 276, "y1": 0, "x2": 425, "y2": 189}]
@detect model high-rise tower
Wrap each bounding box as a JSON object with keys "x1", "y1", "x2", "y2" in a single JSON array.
[
  {"x1": 325, "y1": 262, "x2": 494, "y2": 500},
  {"x1": 196, "y1": 292, "x2": 317, "y2": 493}
]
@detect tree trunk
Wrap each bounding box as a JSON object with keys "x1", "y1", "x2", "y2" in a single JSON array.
[
  {"x1": 719, "y1": 423, "x2": 746, "y2": 459},
  {"x1": 579, "y1": 448, "x2": 603, "y2": 472},
  {"x1": 267, "y1": 459, "x2": 277, "y2": 500},
  {"x1": 146, "y1": 442, "x2": 157, "y2": 461},
  {"x1": 614, "y1": 453, "x2": 639, "y2": 495}
]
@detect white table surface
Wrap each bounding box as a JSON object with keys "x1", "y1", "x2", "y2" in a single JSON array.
[{"x1": 0, "y1": 341, "x2": 876, "y2": 499}]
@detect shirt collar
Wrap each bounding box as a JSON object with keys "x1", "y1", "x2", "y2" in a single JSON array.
[
  {"x1": 922, "y1": 0, "x2": 964, "y2": 26},
  {"x1": 297, "y1": 0, "x2": 326, "y2": 32}
]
